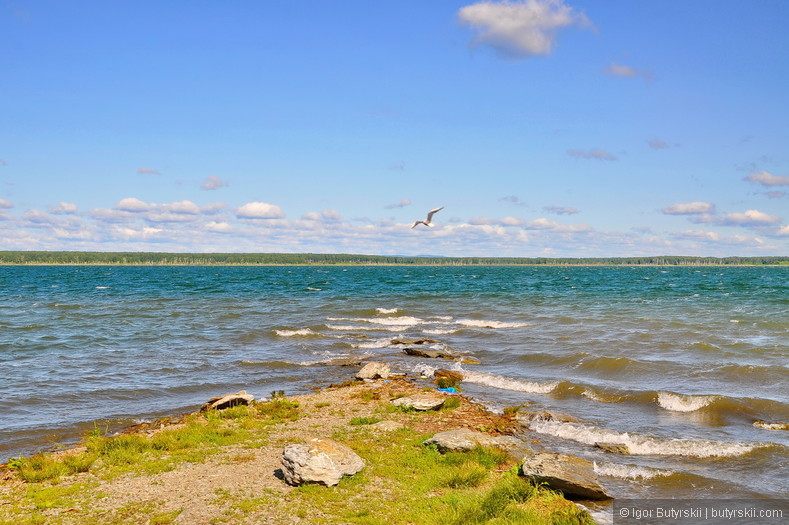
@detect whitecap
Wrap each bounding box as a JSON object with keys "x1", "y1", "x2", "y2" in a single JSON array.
[
  {"x1": 424, "y1": 329, "x2": 458, "y2": 335},
  {"x1": 351, "y1": 337, "x2": 394, "y2": 349},
  {"x1": 593, "y1": 461, "x2": 674, "y2": 480},
  {"x1": 274, "y1": 328, "x2": 315, "y2": 337},
  {"x1": 95, "y1": 286, "x2": 109, "y2": 290},
  {"x1": 657, "y1": 391, "x2": 718, "y2": 412},
  {"x1": 462, "y1": 371, "x2": 558, "y2": 394},
  {"x1": 457, "y1": 319, "x2": 532, "y2": 329},
  {"x1": 527, "y1": 420, "x2": 767, "y2": 458},
  {"x1": 376, "y1": 308, "x2": 399, "y2": 314}
]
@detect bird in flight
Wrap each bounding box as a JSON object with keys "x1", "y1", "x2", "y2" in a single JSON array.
[{"x1": 411, "y1": 206, "x2": 444, "y2": 228}]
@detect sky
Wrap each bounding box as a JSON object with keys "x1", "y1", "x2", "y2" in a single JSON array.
[{"x1": 2, "y1": 0, "x2": 788, "y2": 257}]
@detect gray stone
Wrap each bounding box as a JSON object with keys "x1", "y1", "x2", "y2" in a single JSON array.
[
  {"x1": 521, "y1": 453, "x2": 611, "y2": 500},
  {"x1": 595, "y1": 442, "x2": 630, "y2": 454},
  {"x1": 281, "y1": 437, "x2": 365, "y2": 487},
  {"x1": 517, "y1": 409, "x2": 580, "y2": 425},
  {"x1": 403, "y1": 347, "x2": 457, "y2": 360},
  {"x1": 390, "y1": 393, "x2": 445, "y2": 411},
  {"x1": 424, "y1": 429, "x2": 533, "y2": 459},
  {"x1": 200, "y1": 390, "x2": 254, "y2": 412},
  {"x1": 355, "y1": 362, "x2": 391, "y2": 380}
]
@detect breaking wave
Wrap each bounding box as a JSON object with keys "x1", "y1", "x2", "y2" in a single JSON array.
[
  {"x1": 462, "y1": 371, "x2": 559, "y2": 394},
  {"x1": 456, "y1": 319, "x2": 533, "y2": 329},
  {"x1": 593, "y1": 461, "x2": 675, "y2": 480},
  {"x1": 657, "y1": 391, "x2": 719, "y2": 412}
]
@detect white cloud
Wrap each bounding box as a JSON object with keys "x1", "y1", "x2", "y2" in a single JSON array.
[
  {"x1": 201, "y1": 202, "x2": 227, "y2": 215},
  {"x1": 22, "y1": 209, "x2": 59, "y2": 225},
  {"x1": 385, "y1": 198, "x2": 411, "y2": 209},
  {"x1": 49, "y1": 202, "x2": 78, "y2": 214},
  {"x1": 458, "y1": 0, "x2": 592, "y2": 58},
  {"x1": 543, "y1": 205, "x2": 578, "y2": 215},
  {"x1": 567, "y1": 148, "x2": 617, "y2": 161},
  {"x1": 525, "y1": 217, "x2": 591, "y2": 232},
  {"x1": 0, "y1": 198, "x2": 12, "y2": 209},
  {"x1": 720, "y1": 209, "x2": 781, "y2": 226},
  {"x1": 137, "y1": 168, "x2": 161, "y2": 175},
  {"x1": 662, "y1": 202, "x2": 715, "y2": 215},
  {"x1": 321, "y1": 209, "x2": 342, "y2": 222},
  {"x1": 777, "y1": 225, "x2": 789, "y2": 236},
  {"x1": 115, "y1": 197, "x2": 152, "y2": 212},
  {"x1": 205, "y1": 221, "x2": 233, "y2": 233},
  {"x1": 603, "y1": 62, "x2": 653, "y2": 81},
  {"x1": 236, "y1": 202, "x2": 285, "y2": 219},
  {"x1": 499, "y1": 195, "x2": 527, "y2": 206},
  {"x1": 163, "y1": 200, "x2": 200, "y2": 215},
  {"x1": 745, "y1": 170, "x2": 789, "y2": 187},
  {"x1": 201, "y1": 176, "x2": 229, "y2": 191}
]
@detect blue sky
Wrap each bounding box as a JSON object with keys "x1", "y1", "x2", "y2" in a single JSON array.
[{"x1": 2, "y1": 0, "x2": 788, "y2": 257}]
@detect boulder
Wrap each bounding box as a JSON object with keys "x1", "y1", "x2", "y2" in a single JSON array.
[
  {"x1": 390, "y1": 393, "x2": 445, "y2": 411},
  {"x1": 200, "y1": 390, "x2": 254, "y2": 412},
  {"x1": 517, "y1": 409, "x2": 580, "y2": 424},
  {"x1": 434, "y1": 370, "x2": 464, "y2": 382},
  {"x1": 369, "y1": 420, "x2": 404, "y2": 432},
  {"x1": 355, "y1": 362, "x2": 391, "y2": 380},
  {"x1": 595, "y1": 442, "x2": 630, "y2": 454},
  {"x1": 424, "y1": 429, "x2": 534, "y2": 459},
  {"x1": 403, "y1": 347, "x2": 457, "y2": 360},
  {"x1": 391, "y1": 338, "x2": 438, "y2": 345},
  {"x1": 521, "y1": 453, "x2": 611, "y2": 500},
  {"x1": 281, "y1": 437, "x2": 365, "y2": 487}
]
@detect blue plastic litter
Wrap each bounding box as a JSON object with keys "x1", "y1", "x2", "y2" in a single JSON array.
[{"x1": 437, "y1": 387, "x2": 456, "y2": 393}]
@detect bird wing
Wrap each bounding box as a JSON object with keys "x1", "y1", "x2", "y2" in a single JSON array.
[
  {"x1": 411, "y1": 221, "x2": 422, "y2": 228},
  {"x1": 425, "y1": 206, "x2": 444, "y2": 222}
]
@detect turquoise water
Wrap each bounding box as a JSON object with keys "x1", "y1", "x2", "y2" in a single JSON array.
[{"x1": 1, "y1": 265, "x2": 787, "y2": 500}]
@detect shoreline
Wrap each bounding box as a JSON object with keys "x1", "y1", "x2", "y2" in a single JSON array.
[{"x1": 0, "y1": 371, "x2": 600, "y2": 524}]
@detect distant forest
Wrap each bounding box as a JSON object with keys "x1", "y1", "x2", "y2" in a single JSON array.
[{"x1": 0, "y1": 251, "x2": 787, "y2": 266}]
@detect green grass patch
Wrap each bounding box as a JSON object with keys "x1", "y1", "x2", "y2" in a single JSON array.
[{"x1": 349, "y1": 416, "x2": 382, "y2": 426}]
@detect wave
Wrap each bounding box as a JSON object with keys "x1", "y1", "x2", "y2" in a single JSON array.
[
  {"x1": 376, "y1": 308, "x2": 398, "y2": 314},
  {"x1": 657, "y1": 391, "x2": 719, "y2": 412},
  {"x1": 592, "y1": 461, "x2": 675, "y2": 480},
  {"x1": 423, "y1": 329, "x2": 458, "y2": 335},
  {"x1": 350, "y1": 337, "x2": 395, "y2": 349},
  {"x1": 274, "y1": 328, "x2": 317, "y2": 337},
  {"x1": 527, "y1": 419, "x2": 772, "y2": 458},
  {"x1": 327, "y1": 316, "x2": 423, "y2": 327},
  {"x1": 456, "y1": 319, "x2": 533, "y2": 329},
  {"x1": 754, "y1": 421, "x2": 789, "y2": 431},
  {"x1": 326, "y1": 324, "x2": 404, "y2": 332},
  {"x1": 462, "y1": 371, "x2": 559, "y2": 394}
]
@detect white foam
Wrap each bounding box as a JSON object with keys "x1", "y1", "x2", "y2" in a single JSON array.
[
  {"x1": 365, "y1": 316, "x2": 423, "y2": 327},
  {"x1": 351, "y1": 337, "x2": 394, "y2": 349},
  {"x1": 457, "y1": 319, "x2": 532, "y2": 329},
  {"x1": 424, "y1": 329, "x2": 458, "y2": 335},
  {"x1": 528, "y1": 420, "x2": 765, "y2": 458},
  {"x1": 376, "y1": 308, "x2": 398, "y2": 314},
  {"x1": 754, "y1": 421, "x2": 789, "y2": 431},
  {"x1": 463, "y1": 371, "x2": 559, "y2": 394},
  {"x1": 306, "y1": 287, "x2": 321, "y2": 291},
  {"x1": 593, "y1": 461, "x2": 674, "y2": 480},
  {"x1": 95, "y1": 286, "x2": 109, "y2": 290},
  {"x1": 274, "y1": 328, "x2": 315, "y2": 337},
  {"x1": 326, "y1": 324, "x2": 404, "y2": 332},
  {"x1": 412, "y1": 363, "x2": 437, "y2": 378},
  {"x1": 657, "y1": 391, "x2": 718, "y2": 412}
]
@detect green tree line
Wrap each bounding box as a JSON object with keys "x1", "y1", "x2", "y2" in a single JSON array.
[{"x1": 0, "y1": 251, "x2": 787, "y2": 266}]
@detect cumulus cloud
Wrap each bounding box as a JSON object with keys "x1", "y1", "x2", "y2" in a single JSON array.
[
  {"x1": 603, "y1": 62, "x2": 653, "y2": 81},
  {"x1": 719, "y1": 209, "x2": 781, "y2": 226},
  {"x1": 385, "y1": 198, "x2": 412, "y2": 209},
  {"x1": 499, "y1": 195, "x2": 527, "y2": 206},
  {"x1": 0, "y1": 198, "x2": 12, "y2": 209},
  {"x1": 543, "y1": 205, "x2": 578, "y2": 215},
  {"x1": 778, "y1": 225, "x2": 789, "y2": 236},
  {"x1": 567, "y1": 148, "x2": 617, "y2": 161},
  {"x1": 525, "y1": 217, "x2": 591, "y2": 232},
  {"x1": 662, "y1": 202, "x2": 715, "y2": 215},
  {"x1": 49, "y1": 202, "x2": 78, "y2": 214},
  {"x1": 236, "y1": 202, "x2": 285, "y2": 219},
  {"x1": 115, "y1": 197, "x2": 152, "y2": 212},
  {"x1": 457, "y1": 0, "x2": 593, "y2": 58},
  {"x1": 205, "y1": 221, "x2": 233, "y2": 233},
  {"x1": 745, "y1": 170, "x2": 789, "y2": 187},
  {"x1": 163, "y1": 200, "x2": 200, "y2": 215},
  {"x1": 137, "y1": 168, "x2": 161, "y2": 175},
  {"x1": 201, "y1": 176, "x2": 229, "y2": 190}
]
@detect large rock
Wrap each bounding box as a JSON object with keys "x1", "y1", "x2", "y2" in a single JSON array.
[
  {"x1": 355, "y1": 362, "x2": 391, "y2": 380},
  {"x1": 391, "y1": 338, "x2": 438, "y2": 345},
  {"x1": 517, "y1": 409, "x2": 580, "y2": 424},
  {"x1": 403, "y1": 347, "x2": 457, "y2": 360},
  {"x1": 281, "y1": 437, "x2": 365, "y2": 487},
  {"x1": 424, "y1": 429, "x2": 533, "y2": 459},
  {"x1": 595, "y1": 442, "x2": 630, "y2": 454},
  {"x1": 521, "y1": 453, "x2": 611, "y2": 500},
  {"x1": 390, "y1": 393, "x2": 445, "y2": 411},
  {"x1": 200, "y1": 390, "x2": 254, "y2": 411}
]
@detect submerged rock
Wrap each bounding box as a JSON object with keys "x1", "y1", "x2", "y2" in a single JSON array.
[
  {"x1": 355, "y1": 362, "x2": 391, "y2": 380},
  {"x1": 403, "y1": 347, "x2": 457, "y2": 360},
  {"x1": 200, "y1": 390, "x2": 254, "y2": 412},
  {"x1": 391, "y1": 338, "x2": 438, "y2": 346},
  {"x1": 595, "y1": 442, "x2": 630, "y2": 454},
  {"x1": 281, "y1": 437, "x2": 365, "y2": 487},
  {"x1": 390, "y1": 393, "x2": 445, "y2": 411},
  {"x1": 521, "y1": 453, "x2": 611, "y2": 500}
]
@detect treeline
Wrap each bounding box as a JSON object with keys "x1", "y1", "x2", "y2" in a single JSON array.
[{"x1": 0, "y1": 251, "x2": 787, "y2": 266}]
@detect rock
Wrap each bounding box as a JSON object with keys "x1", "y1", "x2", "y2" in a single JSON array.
[
  {"x1": 754, "y1": 420, "x2": 789, "y2": 431},
  {"x1": 517, "y1": 409, "x2": 580, "y2": 424},
  {"x1": 391, "y1": 338, "x2": 438, "y2": 345},
  {"x1": 424, "y1": 429, "x2": 534, "y2": 459},
  {"x1": 595, "y1": 442, "x2": 630, "y2": 454},
  {"x1": 319, "y1": 357, "x2": 366, "y2": 367},
  {"x1": 458, "y1": 357, "x2": 482, "y2": 365},
  {"x1": 390, "y1": 393, "x2": 446, "y2": 411},
  {"x1": 369, "y1": 420, "x2": 404, "y2": 432},
  {"x1": 521, "y1": 453, "x2": 611, "y2": 500},
  {"x1": 355, "y1": 362, "x2": 391, "y2": 380},
  {"x1": 434, "y1": 370, "x2": 463, "y2": 382},
  {"x1": 403, "y1": 347, "x2": 457, "y2": 360},
  {"x1": 281, "y1": 437, "x2": 365, "y2": 487},
  {"x1": 200, "y1": 390, "x2": 254, "y2": 412}
]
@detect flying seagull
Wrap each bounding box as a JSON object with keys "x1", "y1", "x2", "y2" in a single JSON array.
[{"x1": 411, "y1": 206, "x2": 444, "y2": 228}]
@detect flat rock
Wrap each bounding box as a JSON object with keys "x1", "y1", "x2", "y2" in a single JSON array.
[
  {"x1": 521, "y1": 453, "x2": 611, "y2": 501},
  {"x1": 355, "y1": 362, "x2": 391, "y2": 380},
  {"x1": 369, "y1": 420, "x2": 404, "y2": 432},
  {"x1": 391, "y1": 338, "x2": 438, "y2": 345},
  {"x1": 390, "y1": 393, "x2": 445, "y2": 411},
  {"x1": 403, "y1": 347, "x2": 457, "y2": 360},
  {"x1": 595, "y1": 442, "x2": 630, "y2": 454},
  {"x1": 281, "y1": 437, "x2": 365, "y2": 487},
  {"x1": 320, "y1": 357, "x2": 367, "y2": 367},
  {"x1": 200, "y1": 390, "x2": 254, "y2": 412}
]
